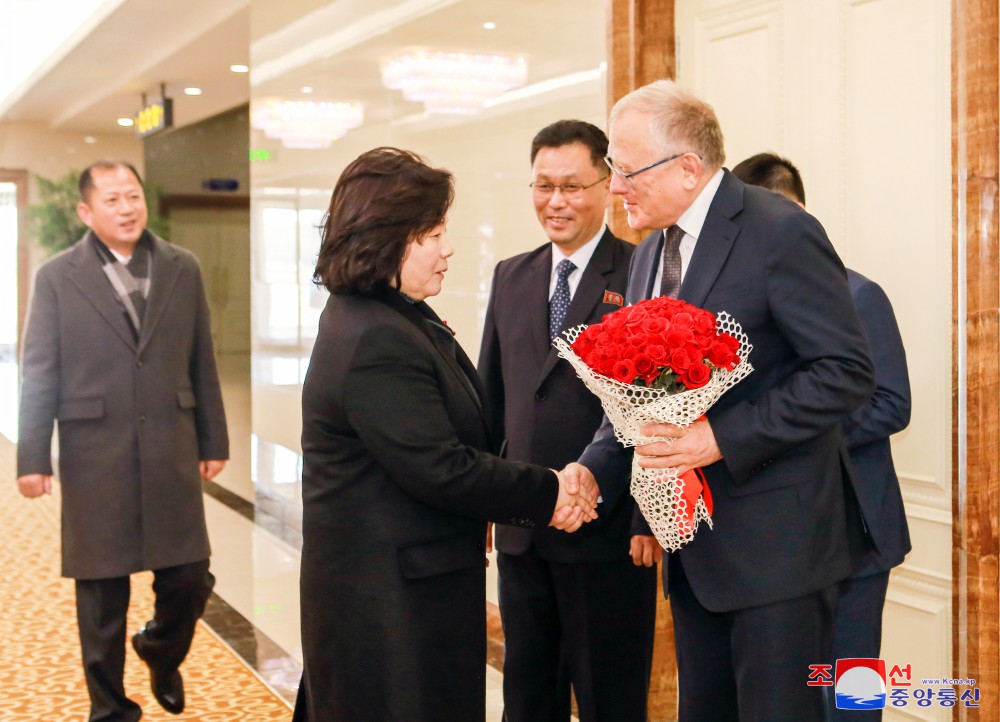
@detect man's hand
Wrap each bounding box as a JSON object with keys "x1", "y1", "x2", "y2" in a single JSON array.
[
  {"x1": 629, "y1": 535, "x2": 663, "y2": 567},
  {"x1": 635, "y1": 417, "x2": 721, "y2": 475},
  {"x1": 17, "y1": 474, "x2": 52, "y2": 498},
  {"x1": 549, "y1": 464, "x2": 600, "y2": 532},
  {"x1": 200, "y1": 460, "x2": 226, "y2": 481}
]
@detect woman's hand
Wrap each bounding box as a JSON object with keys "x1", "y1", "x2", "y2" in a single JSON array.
[{"x1": 549, "y1": 463, "x2": 600, "y2": 532}]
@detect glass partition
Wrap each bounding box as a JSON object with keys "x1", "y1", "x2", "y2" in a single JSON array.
[{"x1": 250, "y1": 0, "x2": 608, "y2": 458}]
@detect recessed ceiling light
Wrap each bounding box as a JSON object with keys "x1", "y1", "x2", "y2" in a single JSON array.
[
  {"x1": 483, "y1": 21, "x2": 496, "y2": 30},
  {"x1": 301, "y1": 86, "x2": 314, "y2": 94},
  {"x1": 230, "y1": 64, "x2": 249, "y2": 73},
  {"x1": 83, "y1": 136, "x2": 97, "y2": 144},
  {"x1": 117, "y1": 117, "x2": 134, "y2": 127},
  {"x1": 184, "y1": 87, "x2": 202, "y2": 96}
]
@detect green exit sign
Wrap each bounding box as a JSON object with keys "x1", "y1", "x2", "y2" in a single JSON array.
[{"x1": 249, "y1": 148, "x2": 271, "y2": 162}]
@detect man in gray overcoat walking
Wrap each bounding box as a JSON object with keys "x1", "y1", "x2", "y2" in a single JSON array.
[{"x1": 16, "y1": 160, "x2": 229, "y2": 721}]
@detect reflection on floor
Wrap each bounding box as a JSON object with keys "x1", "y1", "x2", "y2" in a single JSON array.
[
  {"x1": 1, "y1": 352, "x2": 506, "y2": 717},
  {"x1": 0, "y1": 435, "x2": 292, "y2": 720}
]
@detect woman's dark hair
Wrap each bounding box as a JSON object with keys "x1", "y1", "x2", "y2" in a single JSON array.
[{"x1": 314, "y1": 147, "x2": 454, "y2": 294}]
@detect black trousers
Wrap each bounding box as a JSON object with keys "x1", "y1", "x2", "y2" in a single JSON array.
[
  {"x1": 667, "y1": 554, "x2": 838, "y2": 722},
  {"x1": 827, "y1": 571, "x2": 891, "y2": 722},
  {"x1": 75, "y1": 559, "x2": 215, "y2": 722},
  {"x1": 497, "y1": 547, "x2": 658, "y2": 722}
]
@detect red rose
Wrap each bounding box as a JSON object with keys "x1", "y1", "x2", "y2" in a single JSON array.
[
  {"x1": 612, "y1": 359, "x2": 638, "y2": 383},
  {"x1": 707, "y1": 340, "x2": 739, "y2": 370},
  {"x1": 671, "y1": 311, "x2": 694, "y2": 329},
  {"x1": 625, "y1": 304, "x2": 649, "y2": 326},
  {"x1": 669, "y1": 347, "x2": 694, "y2": 373},
  {"x1": 626, "y1": 332, "x2": 648, "y2": 349},
  {"x1": 682, "y1": 362, "x2": 712, "y2": 389},
  {"x1": 594, "y1": 331, "x2": 616, "y2": 350},
  {"x1": 692, "y1": 311, "x2": 717, "y2": 336},
  {"x1": 572, "y1": 331, "x2": 596, "y2": 356},
  {"x1": 721, "y1": 333, "x2": 740, "y2": 352},
  {"x1": 642, "y1": 316, "x2": 668, "y2": 335},
  {"x1": 646, "y1": 344, "x2": 669, "y2": 364},
  {"x1": 666, "y1": 327, "x2": 694, "y2": 348},
  {"x1": 633, "y1": 354, "x2": 657, "y2": 381},
  {"x1": 603, "y1": 312, "x2": 626, "y2": 332}
]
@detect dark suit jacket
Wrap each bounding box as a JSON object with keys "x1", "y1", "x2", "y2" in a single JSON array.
[
  {"x1": 580, "y1": 171, "x2": 875, "y2": 613},
  {"x1": 17, "y1": 231, "x2": 228, "y2": 579},
  {"x1": 843, "y1": 269, "x2": 911, "y2": 577},
  {"x1": 478, "y1": 229, "x2": 635, "y2": 562},
  {"x1": 296, "y1": 290, "x2": 558, "y2": 722}
]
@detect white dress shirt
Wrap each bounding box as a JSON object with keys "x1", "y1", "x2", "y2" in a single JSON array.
[
  {"x1": 651, "y1": 169, "x2": 725, "y2": 297},
  {"x1": 549, "y1": 225, "x2": 606, "y2": 301}
]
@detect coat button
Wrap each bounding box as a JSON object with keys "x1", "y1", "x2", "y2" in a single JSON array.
[
  {"x1": 136, "y1": 361, "x2": 143, "y2": 368},
  {"x1": 535, "y1": 392, "x2": 546, "y2": 402},
  {"x1": 139, "y1": 415, "x2": 146, "y2": 423}
]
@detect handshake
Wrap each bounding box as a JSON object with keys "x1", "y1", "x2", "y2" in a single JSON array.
[{"x1": 549, "y1": 462, "x2": 600, "y2": 533}]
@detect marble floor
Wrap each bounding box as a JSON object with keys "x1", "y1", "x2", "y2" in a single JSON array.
[{"x1": 3, "y1": 354, "x2": 507, "y2": 720}]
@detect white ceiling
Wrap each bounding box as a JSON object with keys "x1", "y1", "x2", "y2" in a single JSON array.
[
  {"x1": 0, "y1": 0, "x2": 250, "y2": 135},
  {"x1": 0, "y1": 0, "x2": 607, "y2": 187}
]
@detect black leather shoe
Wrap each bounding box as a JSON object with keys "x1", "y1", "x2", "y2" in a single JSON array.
[{"x1": 132, "y1": 628, "x2": 185, "y2": 714}]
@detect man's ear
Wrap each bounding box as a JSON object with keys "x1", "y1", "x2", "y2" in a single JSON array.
[
  {"x1": 76, "y1": 202, "x2": 92, "y2": 227},
  {"x1": 681, "y1": 153, "x2": 704, "y2": 190}
]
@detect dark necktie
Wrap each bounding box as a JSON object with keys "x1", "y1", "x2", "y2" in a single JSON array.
[
  {"x1": 549, "y1": 259, "x2": 577, "y2": 341},
  {"x1": 660, "y1": 225, "x2": 685, "y2": 298}
]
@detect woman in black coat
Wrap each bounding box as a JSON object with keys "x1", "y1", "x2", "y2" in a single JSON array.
[{"x1": 292, "y1": 148, "x2": 599, "y2": 722}]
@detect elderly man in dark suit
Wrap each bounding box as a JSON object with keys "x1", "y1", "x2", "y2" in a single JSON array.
[
  {"x1": 478, "y1": 120, "x2": 656, "y2": 722},
  {"x1": 732, "y1": 152, "x2": 911, "y2": 722},
  {"x1": 578, "y1": 80, "x2": 876, "y2": 722},
  {"x1": 17, "y1": 160, "x2": 228, "y2": 722}
]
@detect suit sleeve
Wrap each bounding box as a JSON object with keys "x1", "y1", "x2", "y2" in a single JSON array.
[
  {"x1": 17, "y1": 268, "x2": 60, "y2": 476},
  {"x1": 188, "y1": 260, "x2": 229, "y2": 461},
  {"x1": 345, "y1": 323, "x2": 559, "y2": 525},
  {"x1": 841, "y1": 280, "x2": 911, "y2": 449},
  {"x1": 477, "y1": 264, "x2": 506, "y2": 451},
  {"x1": 710, "y1": 212, "x2": 876, "y2": 482},
  {"x1": 577, "y1": 248, "x2": 645, "y2": 519}
]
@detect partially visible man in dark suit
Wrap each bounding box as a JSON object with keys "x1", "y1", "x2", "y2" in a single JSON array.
[
  {"x1": 479, "y1": 120, "x2": 656, "y2": 722},
  {"x1": 733, "y1": 152, "x2": 911, "y2": 722},
  {"x1": 17, "y1": 160, "x2": 229, "y2": 722},
  {"x1": 578, "y1": 81, "x2": 876, "y2": 722}
]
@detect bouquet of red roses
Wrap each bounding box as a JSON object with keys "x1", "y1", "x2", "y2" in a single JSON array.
[{"x1": 553, "y1": 296, "x2": 753, "y2": 551}]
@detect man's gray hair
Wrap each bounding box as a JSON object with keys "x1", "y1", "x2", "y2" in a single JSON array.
[{"x1": 610, "y1": 80, "x2": 726, "y2": 170}]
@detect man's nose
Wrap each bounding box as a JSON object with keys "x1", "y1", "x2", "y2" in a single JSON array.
[
  {"x1": 547, "y1": 188, "x2": 569, "y2": 206},
  {"x1": 608, "y1": 173, "x2": 630, "y2": 195}
]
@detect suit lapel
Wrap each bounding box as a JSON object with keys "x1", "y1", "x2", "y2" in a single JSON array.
[
  {"x1": 535, "y1": 231, "x2": 618, "y2": 386},
  {"x1": 383, "y1": 292, "x2": 490, "y2": 431},
  {"x1": 137, "y1": 235, "x2": 182, "y2": 355},
  {"x1": 629, "y1": 230, "x2": 662, "y2": 305},
  {"x1": 524, "y1": 249, "x2": 553, "y2": 364},
  {"x1": 679, "y1": 171, "x2": 743, "y2": 307},
  {"x1": 67, "y1": 233, "x2": 137, "y2": 351}
]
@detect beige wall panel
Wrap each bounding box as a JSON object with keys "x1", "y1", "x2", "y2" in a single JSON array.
[
  {"x1": 680, "y1": 1, "x2": 785, "y2": 166},
  {"x1": 841, "y1": 0, "x2": 952, "y2": 509},
  {"x1": 677, "y1": 0, "x2": 952, "y2": 696},
  {"x1": 883, "y1": 576, "x2": 952, "y2": 721}
]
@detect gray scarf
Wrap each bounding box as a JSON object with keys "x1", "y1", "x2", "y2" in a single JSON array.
[{"x1": 91, "y1": 231, "x2": 153, "y2": 339}]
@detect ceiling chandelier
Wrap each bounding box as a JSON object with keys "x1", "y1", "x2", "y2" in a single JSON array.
[
  {"x1": 251, "y1": 98, "x2": 364, "y2": 149},
  {"x1": 381, "y1": 51, "x2": 528, "y2": 115}
]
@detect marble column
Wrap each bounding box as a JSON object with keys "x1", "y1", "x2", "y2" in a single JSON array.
[
  {"x1": 607, "y1": 2, "x2": 678, "y2": 719},
  {"x1": 952, "y1": 0, "x2": 999, "y2": 720}
]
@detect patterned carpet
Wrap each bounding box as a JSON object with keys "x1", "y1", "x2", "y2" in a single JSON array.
[{"x1": 0, "y1": 437, "x2": 293, "y2": 721}]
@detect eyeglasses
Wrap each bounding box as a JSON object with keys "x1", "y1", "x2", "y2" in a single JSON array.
[
  {"x1": 603, "y1": 152, "x2": 697, "y2": 188},
  {"x1": 529, "y1": 176, "x2": 608, "y2": 198}
]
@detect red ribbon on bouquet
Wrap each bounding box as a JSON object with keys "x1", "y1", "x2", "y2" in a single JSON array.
[{"x1": 676, "y1": 467, "x2": 712, "y2": 537}]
